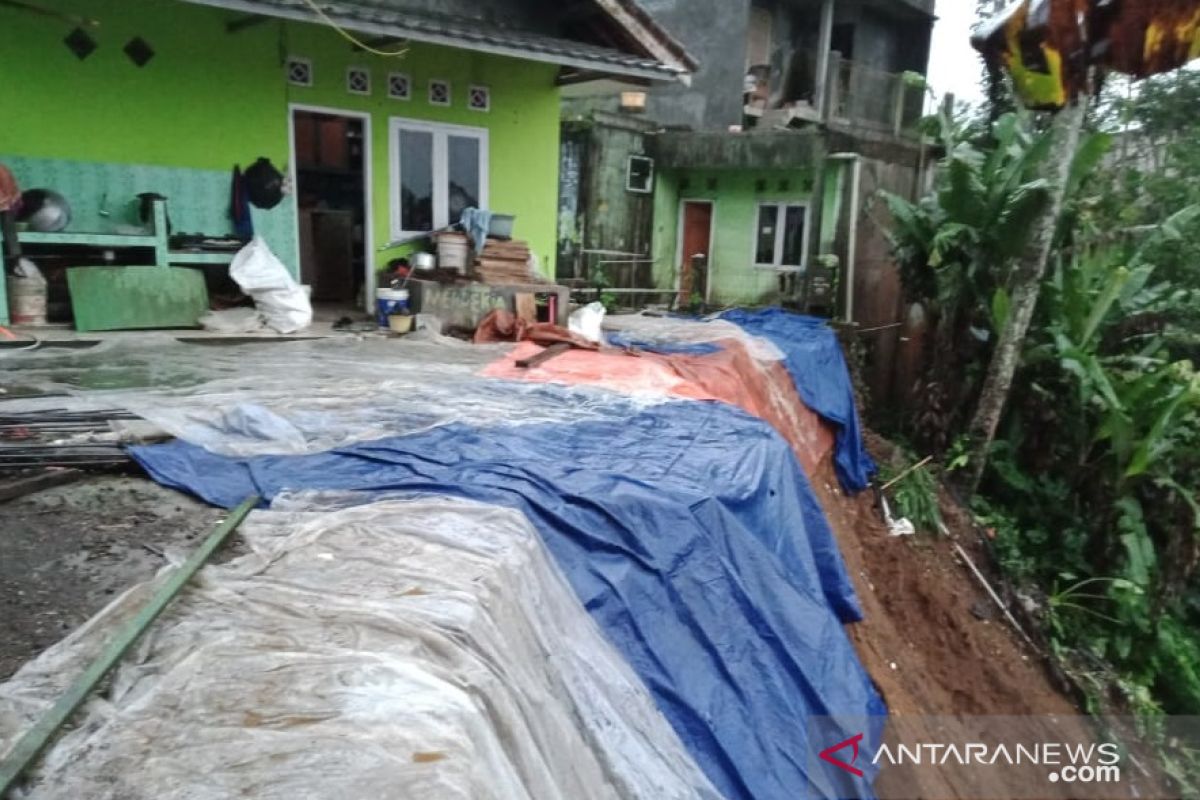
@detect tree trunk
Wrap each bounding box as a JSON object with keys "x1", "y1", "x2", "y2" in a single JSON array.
[{"x1": 961, "y1": 98, "x2": 1089, "y2": 497}]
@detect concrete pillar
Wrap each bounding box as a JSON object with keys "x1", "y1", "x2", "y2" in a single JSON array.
[{"x1": 813, "y1": 0, "x2": 835, "y2": 116}]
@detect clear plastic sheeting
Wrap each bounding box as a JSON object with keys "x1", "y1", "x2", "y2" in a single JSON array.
[
  {"x1": 603, "y1": 313, "x2": 786, "y2": 362},
  {"x1": 0, "y1": 495, "x2": 720, "y2": 800},
  {"x1": 130, "y1": 398, "x2": 883, "y2": 800},
  {"x1": 2, "y1": 310, "x2": 884, "y2": 799},
  {"x1": 0, "y1": 334, "x2": 671, "y2": 456}
]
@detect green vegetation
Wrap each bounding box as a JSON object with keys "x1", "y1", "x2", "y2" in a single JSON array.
[
  {"x1": 880, "y1": 454, "x2": 943, "y2": 535},
  {"x1": 882, "y1": 72, "x2": 1200, "y2": 724}
]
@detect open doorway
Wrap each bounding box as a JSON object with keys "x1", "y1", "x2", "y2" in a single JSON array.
[
  {"x1": 676, "y1": 199, "x2": 713, "y2": 307},
  {"x1": 290, "y1": 107, "x2": 371, "y2": 312}
]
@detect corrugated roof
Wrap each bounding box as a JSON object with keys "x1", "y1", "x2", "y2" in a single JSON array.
[{"x1": 183, "y1": 0, "x2": 692, "y2": 80}]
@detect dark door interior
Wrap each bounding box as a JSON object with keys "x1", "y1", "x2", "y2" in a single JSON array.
[
  {"x1": 293, "y1": 111, "x2": 366, "y2": 304},
  {"x1": 679, "y1": 201, "x2": 713, "y2": 304}
]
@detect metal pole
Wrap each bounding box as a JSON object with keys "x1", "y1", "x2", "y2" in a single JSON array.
[
  {"x1": 828, "y1": 152, "x2": 862, "y2": 323},
  {"x1": 0, "y1": 496, "x2": 259, "y2": 796}
]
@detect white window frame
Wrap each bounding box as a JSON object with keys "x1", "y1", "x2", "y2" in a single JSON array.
[
  {"x1": 752, "y1": 201, "x2": 809, "y2": 271},
  {"x1": 626, "y1": 155, "x2": 654, "y2": 193},
  {"x1": 389, "y1": 117, "x2": 489, "y2": 240}
]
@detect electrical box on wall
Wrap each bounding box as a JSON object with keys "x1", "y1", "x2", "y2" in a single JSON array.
[{"x1": 626, "y1": 155, "x2": 654, "y2": 194}]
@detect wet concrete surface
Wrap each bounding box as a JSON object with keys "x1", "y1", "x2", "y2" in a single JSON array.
[{"x1": 0, "y1": 475, "x2": 230, "y2": 681}]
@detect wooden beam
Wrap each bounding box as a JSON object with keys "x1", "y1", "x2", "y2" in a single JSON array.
[
  {"x1": 225, "y1": 13, "x2": 266, "y2": 33},
  {"x1": 516, "y1": 342, "x2": 571, "y2": 368},
  {"x1": 0, "y1": 469, "x2": 82, "y2": 504},
  {"x1": 557, "y1": 67, "x2": 605, "y2": 86},
  {"x1": 557, "y1": 66, "x2": 651, "y2": 87}
]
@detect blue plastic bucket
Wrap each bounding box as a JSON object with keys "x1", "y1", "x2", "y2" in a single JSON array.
[{"x1": 375, "y1": 288, "x2": 409, "y2": 328}]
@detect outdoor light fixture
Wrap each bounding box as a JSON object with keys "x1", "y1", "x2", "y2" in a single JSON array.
[{"x1": 619, "y1": 90, "x2": 647, "y2": 112}]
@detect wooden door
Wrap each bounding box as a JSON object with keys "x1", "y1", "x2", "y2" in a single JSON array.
[{"x1": 679, "y1": 201, "x2": 712, "y2": 305}]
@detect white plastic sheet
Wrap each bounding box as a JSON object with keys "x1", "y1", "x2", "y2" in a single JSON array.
[
  {"x1": 198, "y1": 307, "x2": 266, "y2": 334},
  {"x1": 604, "y1": 313, "x2": 786, "y2": 362},
  {"x1": 0, "y1": 335, "x2": 671, "y2": 456},
  {"x1": 0, "y1": 495, "x2": 718, "y2": 799}
]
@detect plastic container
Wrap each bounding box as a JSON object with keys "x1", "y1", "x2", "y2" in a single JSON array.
[
  {"x1": 488, "y1": 214, "x2": 516, "y2": 239},
  {"x1": 7, "y1": 275, "x2": 48, "y2": 326},
  {"x1": 375, "y1": 288, "x2": 409, "y2": 328},
  {"x1": 436, "y1": 233, "x2": 470, "y2": 273}
]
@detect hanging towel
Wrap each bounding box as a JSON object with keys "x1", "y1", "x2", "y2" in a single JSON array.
[{"x1": 459, "y1": 206, "x2": 492, "y2": 251}]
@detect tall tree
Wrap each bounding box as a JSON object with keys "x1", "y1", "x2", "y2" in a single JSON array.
[{"x1": 961, "y1": 97, "x2": 1088, "y2": 494}]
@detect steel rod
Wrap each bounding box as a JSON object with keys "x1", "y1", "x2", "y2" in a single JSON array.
[{"x1": 0, "y1": 496, "x2": 259, "y2": 795}]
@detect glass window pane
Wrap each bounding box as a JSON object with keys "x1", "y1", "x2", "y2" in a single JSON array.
[
  {"x1": 399, "y1": 128, "x2": 433, "y2": 231},
  {"x1": 755, "y1": 204, "x2": 778, "y2": 264},
  {"x1": 447, "y1": 134, "x2": 481, "y2": 223},
  {"x1": 781, "y1": 205, "x2": 807, "y2": 266}
]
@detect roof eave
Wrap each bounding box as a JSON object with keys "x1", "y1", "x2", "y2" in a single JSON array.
[
  {"x1": 180, "y1": 0, "x2": 688, "y2": 82},
  {"x1": 591, "y1": 0, "x2": 698, "y2": 72}
]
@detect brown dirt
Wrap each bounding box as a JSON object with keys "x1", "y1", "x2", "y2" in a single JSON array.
[
  {"x1": 808, "y1": 433, "x2": 1178, "y2": 799},
  {"x1": 810, "y1": 455, "x2": 1076, "y2": 719},
  {"x1": 0, "y1": 475, "x2": 229, "y2": 681}
]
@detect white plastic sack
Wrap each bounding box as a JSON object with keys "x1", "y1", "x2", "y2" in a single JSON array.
[
  {"x1": 229, "y1": 236, "x2": 312, "y2": 333},
  {"x1": 13, "y1": 257, "x2": 46, "y2": 285},
  {"x1": 569, "y1": 301, "x2": 606, "y2": 344},
  {"x1": 197, "y1": 307, "x2": 266, "y2": 334}
]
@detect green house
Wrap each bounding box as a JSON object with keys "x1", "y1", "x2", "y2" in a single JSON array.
[
  {"x1": 557, "y1": 0, "x2": 933, "y2": 317},
  {"x1": 0, "y1": 0, "x2": 693, "y2": 325}
]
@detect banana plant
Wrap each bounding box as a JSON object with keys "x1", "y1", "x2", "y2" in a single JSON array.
[{"x1": 883, "y1": 111, "x2": 1112, "y2": 452}]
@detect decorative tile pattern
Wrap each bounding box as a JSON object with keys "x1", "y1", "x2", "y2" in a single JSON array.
[
  {"x1": 287, "y1": 56, "x2": 312, "y2": 87},
  {"x1": 428, "y1": 79, "x2": 451, "y2": 106},
  {"x1": 387, "y1": 72, "x2": 411, "y2": 100},
  {"x1": 63, "y1": 27, "x2": 97, "y2": 60},
  {"x1": 467, "y1": 85, "x2": 490, "y2": 112},
  {"x1": 346, "y1": 66, "x2": 370, "y2": 96},
  {"x1": 123, "y1": 37, "x2": 155, "y2": 67}
]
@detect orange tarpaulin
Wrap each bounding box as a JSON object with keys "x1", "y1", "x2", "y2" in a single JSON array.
[{"x1": 484, "y1": 340, "x2": 836, "y2": 478}]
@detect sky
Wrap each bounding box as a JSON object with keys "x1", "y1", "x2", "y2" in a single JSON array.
[{"x1": 928, "y1": 0, "x2": 987, "y2": 107}]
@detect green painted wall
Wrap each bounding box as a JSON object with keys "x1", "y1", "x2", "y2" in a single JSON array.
[
  {"x1": 651, "y1": 167, "x2": 817, "y2": 305},
  {"x1": 282, "y1": 21, "x2": 562, "y2": 272},
  {"x1": 0, "y1": 0, "x2": 561, "y2": 280}
]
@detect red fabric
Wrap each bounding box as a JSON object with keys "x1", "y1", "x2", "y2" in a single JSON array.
[
  {"x1": 473, "y1": 309, "x2": 598, "y2": 350},
  {"x1": 483, "y1": 338, "x2": 835, "y2": 477},
  {"x1": 0, "y1": 165, "x2": 20, "y2": 213}
]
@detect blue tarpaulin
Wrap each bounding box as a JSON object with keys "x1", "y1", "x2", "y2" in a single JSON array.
[
  {"x1": 605, "y1": 331, "x2": 722, "y2": 355},
  {"x1": 132, "y1": 397, "x2": 884, "y2": 800},
  {"x1": 719, "y1": 309, "x2": 878, "y2": 492}
]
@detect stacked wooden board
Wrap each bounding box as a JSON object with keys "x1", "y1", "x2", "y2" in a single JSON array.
[{"x1": 474, "y1": 238, "x2": 540, "y2": 284}]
